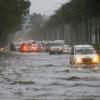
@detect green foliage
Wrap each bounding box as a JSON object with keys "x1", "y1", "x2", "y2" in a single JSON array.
[
  {"x1": 31, "y1": 13, "x2": 44, "y2": 31},
  {"x1": 30, "y1": 13, "x2": 46, "y2": 39},
  {"x1": 0, "y1": 0, "x2": 30, "y2": 46},
  {"x1": 45, "y1": 0, "x2": 100, "y2": 29}
]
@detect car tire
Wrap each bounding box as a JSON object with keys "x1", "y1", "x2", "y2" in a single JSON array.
[
  {"x1": 59, "y1": 51, "x2": 63, "y2": 54},
  {"x1": 70, "y1": 61, "x2": 72, "y2": 65},
  {"x1": 49, "y1": 51, "x2": 53, "y2": 55},
  {"x1": 70, "y1": 60, "x2": 75, "y2": 65}
]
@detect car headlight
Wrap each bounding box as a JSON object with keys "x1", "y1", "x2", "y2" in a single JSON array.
[
  {"x1": 92, "y1": 56, "x2": 99, "y2": 63},
  {"x1": 76, "y1": 57, "x2": 82, "y2": 63}
]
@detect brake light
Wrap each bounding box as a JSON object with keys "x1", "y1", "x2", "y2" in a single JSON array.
[
  {"x1": 20, "y1": 45, "x2": 28, "y2": 52},
  {"x1": 23, "y1": 46, "x2": 28, "y2": 51}
]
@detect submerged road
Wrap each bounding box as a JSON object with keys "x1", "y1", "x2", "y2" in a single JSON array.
[{"x1": 0, "y1": 52, "x2": 100, "y2": 100}]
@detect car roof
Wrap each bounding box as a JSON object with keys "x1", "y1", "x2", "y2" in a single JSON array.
[{"x1": 73, "y1": 45, "x2": 93, "y2": 48}]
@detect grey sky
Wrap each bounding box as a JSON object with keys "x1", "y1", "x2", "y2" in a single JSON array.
[{"x1": 29, "y1": 0, "x2": 68, "y2": 15}]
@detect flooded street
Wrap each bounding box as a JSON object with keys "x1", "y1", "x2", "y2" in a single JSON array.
[{"x1": 0, "y1": 52, "x2": 100, "y2": 100}]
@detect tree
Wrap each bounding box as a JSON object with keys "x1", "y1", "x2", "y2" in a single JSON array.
[
  {"x1": 42, "y1": 0, "x2": 100, "y2": 44},
  {"x1": 29, "y1": 13, "x2": 47, "y2": 40},
  {"x1": 0, "y1": 0, "x2": 30, "y2": 46}
]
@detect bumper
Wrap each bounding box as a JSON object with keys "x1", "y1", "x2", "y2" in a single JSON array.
[
  {"x1": 49, "y1": 50, "x2": 62, "y2": 54},
  {"x1": 72, "y1": 63, "x2": 100, "y2": 69}
]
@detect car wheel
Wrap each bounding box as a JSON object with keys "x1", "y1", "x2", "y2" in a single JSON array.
[
  {"x1": 72, "y1": 61, "x2": 75, "y2": 65},
  {"x1": 70, "y1": 60, "x2": 75, "y2": 65},
  {"x1": 49, "y1": 51, "x2": 53, "y2": 55},
  {"x1": 60, "y1": 51, "x2": 63, "y2": 54},
  {"x1": 70, "y1": 61, "x2": 72, "y2": 65}
]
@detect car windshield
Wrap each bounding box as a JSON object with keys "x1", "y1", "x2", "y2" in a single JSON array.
[
  {"x1": 75, "y1": 48, "x2": 96, "y2": 55},
  {"x1": 64, "y1": 45, "x2": 71, "y2": 48},
  {"x1": 50, "y1": 43, "x2": 63, "y2": 46}
]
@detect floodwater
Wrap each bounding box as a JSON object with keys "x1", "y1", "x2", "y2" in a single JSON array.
[{"x1": 0, "y1": 52, "x2": 100, "y2": 100}]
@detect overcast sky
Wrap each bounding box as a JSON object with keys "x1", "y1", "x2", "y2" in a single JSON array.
[{"x1": 29, "y1": 0, "x2": 68, "y2": 15}]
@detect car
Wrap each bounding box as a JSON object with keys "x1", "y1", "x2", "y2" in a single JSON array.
[
  {"x1": 38, "y1": 43, "x2": 47, "y2": 52},
  {"x1": 9, "y1": 43, "x2": 16, "y2": 51},
  {"x1": 49, "y1": 41, "x2": 64, "y2": 54},
  {"x1": 32, "y1": 44, "x2": 41, "y2": 52},
  {"x1": 13, "y1": 42, "x2": 22, "y2": 51},
  {"x1": 70, "y1": 45, "x2": 99, "y2": 68},
  {"x1": 38, "y1": 41, "x2": 50, "y2": 52},
  {"x1": 19, "y1": 43, "x2": 32, "y2": 52},
  {"x1": 63, "y1": 45, "x2": 71, "y2": 54}
]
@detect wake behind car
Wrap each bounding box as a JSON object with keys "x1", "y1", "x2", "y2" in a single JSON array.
[{"x1": 70, "y1": 45, "x2": 99, "y2": 68}]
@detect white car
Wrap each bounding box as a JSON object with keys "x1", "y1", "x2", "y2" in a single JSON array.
[
  {"x1": 49, "y1": 42, "x2": 64, "y2": 54},
  {"x1": 63, "y1": 45, "x2": 71, "y2": 54},
  {"x1": 70, "y1": 45, "x2": 99, "y2": 67}
]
